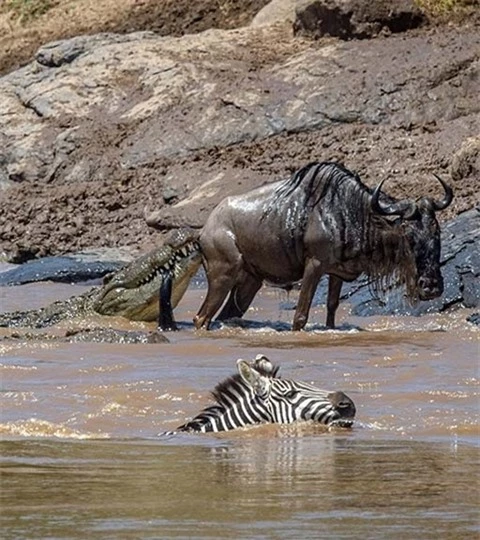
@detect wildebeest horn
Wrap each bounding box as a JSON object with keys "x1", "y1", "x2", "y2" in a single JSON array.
[
  {"x1": 431, "y1": 174, "x2": 453, "y2": 211},
  {"x1": 371, "y1": 179, "x2": 415, "y2": 217}
]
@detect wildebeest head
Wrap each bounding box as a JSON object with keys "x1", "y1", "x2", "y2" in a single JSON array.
[{"x1": 371, "y1": 174, "x2": 453, "y2": 301}]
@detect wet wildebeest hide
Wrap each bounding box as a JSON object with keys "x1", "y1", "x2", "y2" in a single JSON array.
[{"x1": 188, "y1": 161, "x2": 452, "y2": 330}]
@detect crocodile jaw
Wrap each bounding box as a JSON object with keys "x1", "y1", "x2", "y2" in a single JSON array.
[{"x1": 93, "y1": 247, "x2": 201, "y2": 321}]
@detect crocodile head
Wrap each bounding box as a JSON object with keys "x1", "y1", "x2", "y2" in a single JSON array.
[{"x1": 92, "y1": 228, "x2": 201, "y2": 321}]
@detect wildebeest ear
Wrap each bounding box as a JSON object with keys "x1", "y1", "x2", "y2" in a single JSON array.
[{"x1": 237, "y1": 359, "x2": 269, "y2": 395}]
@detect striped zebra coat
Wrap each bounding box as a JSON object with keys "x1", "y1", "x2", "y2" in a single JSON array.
[{"x1": 177, "y1": 355, "x2": 356, "y2": 433}]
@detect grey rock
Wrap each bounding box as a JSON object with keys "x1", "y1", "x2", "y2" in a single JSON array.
[
  {"x1": 0, "y1": 248, "x2": 136, "y2": 285},
  {"x1": 162, "y1": 187, "x2": 179, "y2": 204},
  {"x1": 62, "y1": 327, "x2": 169, "y2": 344},
  {"x1": 2, "y1": 327, "x2": 170, "y2": 344},
  {"x1": 36, "y1": 39, "x2": 86, "y2": 68},
  {"x1": 0, "y1": 257, "x2": 125, "y2": 286},
  {"x1": 450, "y1": 136, "x2": 480, "y2": 181},
  {"x1": 467, "y1": 312, "x2": 480, "y2": 326}
]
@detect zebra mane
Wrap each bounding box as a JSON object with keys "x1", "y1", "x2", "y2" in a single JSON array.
[{"x1": 211, "y1": 363, "x2": 280, "y2": 406}]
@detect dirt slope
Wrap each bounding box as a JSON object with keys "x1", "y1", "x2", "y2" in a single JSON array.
[
  {"x1": 0, "y1": 0, "x2": 478, "y2": 262},
  {"x1": 0, "y1": 0, "x2": 271, "y2": 75}
]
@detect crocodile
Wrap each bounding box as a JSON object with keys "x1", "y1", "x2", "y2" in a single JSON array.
[{"x1": 0, "y1": 228, "x2": 201, "y2": 329}]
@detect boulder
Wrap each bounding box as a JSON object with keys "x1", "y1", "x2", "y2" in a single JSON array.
[
  {"x1": 451, "y1": 136, "x2": 480, "y2": 181},
  {"x1": 293, "y1": 0, "x2": 426, "y2": 40},
  {"x1": 251, "y1": 0, "x2": 298, "y2": 26}
]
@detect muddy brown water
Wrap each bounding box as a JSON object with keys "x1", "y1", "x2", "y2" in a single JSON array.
[{"x1": 1, "y1": 277, "x2": 479, "y2": 538}]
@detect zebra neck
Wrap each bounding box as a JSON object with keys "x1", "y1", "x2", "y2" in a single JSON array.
[{"x1": 196, "y1": 398, "x2": 272, "y2": 433}]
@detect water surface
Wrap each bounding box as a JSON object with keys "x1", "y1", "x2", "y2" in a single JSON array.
[{"x1": 1, "y1": 281, "x2": 479, "y2": 538}]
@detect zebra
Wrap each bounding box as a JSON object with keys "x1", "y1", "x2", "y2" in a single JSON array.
[{"x1": 176, "y1": 354, "x2": 356, "y2": 433}]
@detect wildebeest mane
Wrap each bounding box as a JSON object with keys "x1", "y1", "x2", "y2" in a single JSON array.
[{"x1": 272, "y1": 161, "x2": 368, "y2": 208}]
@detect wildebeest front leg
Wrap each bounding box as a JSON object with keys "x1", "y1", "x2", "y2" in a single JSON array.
[
  {"x1": 216, "y1": 272, "x2": 262, "y2": 321},
  {"x1": 292, "y1": 259, "x2": 324, "y2": 331},
  {"x1": 326, "y1": 274, "x2": 343, "y2": 329},
  {"x1": 159, "y1": 272, "x2": 177, "y2": 331}
]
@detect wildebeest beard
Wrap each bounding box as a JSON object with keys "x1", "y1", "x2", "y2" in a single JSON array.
[
  {"x1": 365, "y1": 215, "x2": 418, "y2": 302},
  {"x1": 264, "y1": 162, "x2": 418, "y2": 301}
]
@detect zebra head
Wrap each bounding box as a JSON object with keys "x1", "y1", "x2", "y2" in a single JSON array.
[{"x1": 177, "y1": 355, "x2": 356, "y2": 433}]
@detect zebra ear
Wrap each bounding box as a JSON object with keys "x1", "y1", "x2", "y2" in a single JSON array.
[{"x1": 237, "y1": 359, "x2": 269, "y2": 396}]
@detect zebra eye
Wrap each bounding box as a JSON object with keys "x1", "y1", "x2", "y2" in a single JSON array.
[{"x1": 284, "y1": 389, "x2": 297, "y2": 399}]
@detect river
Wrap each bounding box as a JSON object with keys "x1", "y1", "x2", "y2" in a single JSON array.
[{"x1": 1, "y1": 279, "x2": 479, "y2": 539}]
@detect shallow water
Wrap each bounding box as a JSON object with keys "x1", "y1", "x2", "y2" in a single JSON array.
[{"x1": 1, "y1": 280, "x2": 479, "y2": 538}]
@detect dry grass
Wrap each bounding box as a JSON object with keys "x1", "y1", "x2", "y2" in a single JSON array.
[
  {"x1": 1, "y1": 0, "x2": 59, "y2": 25},
  {"x1": 0, "y1": 0, "x2": 270, "y2": 74},
  {"x1": 0, "y1": 0, "x2": 135, "y2": 35},
  {"x1": 415, "y1": 0, "x2": 479, "y2": 17},
  {"x1": 0, "y1": 0, "x2": 138, "y2": 73}
]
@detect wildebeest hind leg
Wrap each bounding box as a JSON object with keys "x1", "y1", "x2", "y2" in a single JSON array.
[
  {"x1": 326, "y1": 275, "x2": 343, "y2": 329},
  {"x1": 216, "y1": 272, "x2": 262, "y2": 321},
  {"x1": 193, "y1": 272, "x2": 236, "y2": 329}
]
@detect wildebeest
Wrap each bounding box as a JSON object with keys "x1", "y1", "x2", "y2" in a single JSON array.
[
  {"x1": 176, "y1": 354, "x2": 356, "y2": 432},
  {"x1": 191, "y1": 161, "x2": 452, "y2": 330}
]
